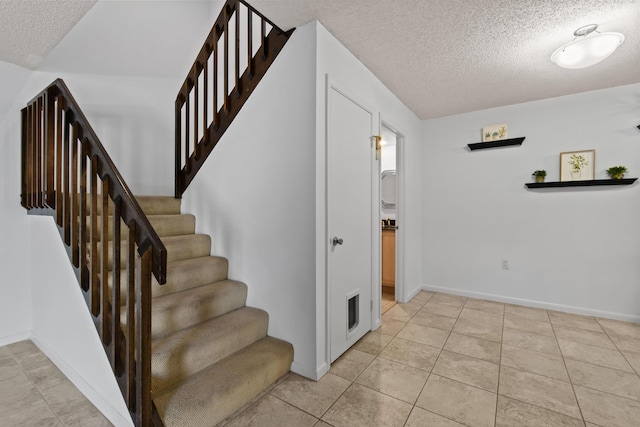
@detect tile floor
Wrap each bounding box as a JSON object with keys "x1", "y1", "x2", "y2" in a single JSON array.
[
  {"x1": 381, "y1": 286, "x2": 397, "y2": 314},
  {"x1": 4, "y1": 291, "x2": 640, "y2": 426},
  {"x1": 222, "y1": 291, "x2": 640, "y2": 427},
  {"x1": 0, "y1": 339, "x2": 112, "y2": 426}
]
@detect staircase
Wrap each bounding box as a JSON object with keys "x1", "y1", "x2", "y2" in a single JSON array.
[
  {"x1": 126, "y1": 196, "x2": 293, "y2": 426},
  {"x1": 21, "y1": 0, "x2": 295, "y2": 425}
]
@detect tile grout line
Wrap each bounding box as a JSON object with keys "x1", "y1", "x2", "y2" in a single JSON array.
[
  {"x1": 596, "y1": 317, "x2": 640, "y2": 380},
  {"x1": 404, "y1": 292, "x2": 471, "y2": 426},
  {"x1": 315, "y1": 298, "x2": 410, "y2": 426},
  {"x1": 8, "y1": 344, "x2": 68, "y2": 427},
  {"x1": 547, "y1": 310, "x2": 587, "y2": 424},
  {"x1": 494, "y1": 302, "x2": 506, "y2": 427}
]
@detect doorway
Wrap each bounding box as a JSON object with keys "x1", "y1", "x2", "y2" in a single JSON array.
[{"x1": 380, "y1": 124, "x2": 398, "y2": 314}]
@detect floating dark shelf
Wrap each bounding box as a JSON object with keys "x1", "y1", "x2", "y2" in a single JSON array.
[
  {"x1": 468, "y1": 137, "x2": 525, "y2": 151},
  {"x1": 526, "y1": 178, "x2": 638, "y2": 189}
]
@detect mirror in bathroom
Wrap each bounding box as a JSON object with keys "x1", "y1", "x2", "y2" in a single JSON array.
[{"x1": 381, "y1": 170, "x2": 396, "y2": 209}]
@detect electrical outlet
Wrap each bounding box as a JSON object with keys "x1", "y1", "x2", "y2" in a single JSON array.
[{"x1": 502, "y1": 259, "x2": 510, "y2": 270}]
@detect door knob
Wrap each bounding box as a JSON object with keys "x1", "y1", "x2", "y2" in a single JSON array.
[{"x1": 332, "y1": 237, "x2": 344, "y2": 246}]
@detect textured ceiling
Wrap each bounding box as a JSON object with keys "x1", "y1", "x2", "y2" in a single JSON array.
[
  {"x1": 250, "y1": 0, "x2": 640, "y2": 119},
  {"x1": 0, "y1": 0, "x2": 97, "y2": 69},
  {"x1": 2, "y1": 0, "x2": 638, "y2": 119}
]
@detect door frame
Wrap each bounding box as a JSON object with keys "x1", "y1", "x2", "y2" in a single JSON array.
[
  {"x1": 380, "y1": 120, "x2": 405, "y2": 305},
  {"x1": 324, "y1": 76, "x2": 380, "y2": 367}
]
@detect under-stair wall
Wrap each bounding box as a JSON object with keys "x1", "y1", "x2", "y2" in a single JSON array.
[
  {"x1": 30, "y1": 216, "x2": 134, "y2": 426},
  {"x1": 181, "y1": 22, "x2": 319, "y2": 378}
]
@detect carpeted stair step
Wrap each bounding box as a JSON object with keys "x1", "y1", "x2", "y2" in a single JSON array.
[
  {"x1": 151, "y1": 307, "x2": 269, "y2": 394},
  {"x1": 109, "y1": 256, "x2": 229, "y2": 301},
  {"x1": 85, "y1": 213, "x2": 195, "y2": 241},
  {"x1": 161, "y1": 234, "x2": 211, "y2": 262},
  {"x1": 102, "y1": 233, "x2": 211, "y2": 269},
  {"x1": 136, "y1": 196, "x2": 181, "y2": 215},
  {"x1": 148, "y1": 280, "x2": 248, "y2": 339},
  {"x1": 81, "y1": 195, "x2": 180, "y2": 216},
  {"x1": 153, "y1": 336, "x2": 294, "y2": 427},
  {"x1": 149, "y1": 214, "x2": 196, "y2": 238}
]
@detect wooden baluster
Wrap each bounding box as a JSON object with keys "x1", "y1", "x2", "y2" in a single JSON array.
[
  {"x1": 135, "y1": 245, "x2": 153, "y2": 427},
  {"x1": 184, "y1": 93, "x2": 191, "y2": 173},
  {"x1": 27, "y1": 103, "x2": 34, "y2": 209},
  {"x1": 71, "y1": 122, "x2": 80, "y2": 267},
  {"x1": 23, "y1": 106, "x2": 32, "y2": 209},
  {"x1": 203, "y1": 53, "x2": 209, "y2": 146},
  {"x1": 31, "y1": 103, "x2": 37, "y2": 209},
  {"x1": 45, "y1": 93, "x2": 55, "y2": 208},
  {"x1": 90, "y1": 155, "x2": 100, "y2": 316},
  {"x1": 110, "y1": 198, "x2": 122, "y2": 372},
  {"x1": 213, "y1": 37, "x2": 219, "y2": 129},
  {"x1": 20, "y1": 108, "x2": 27, "y2": 209},
  {"x1": 55, "y1": 98, "x2": 64, "y2": 225},
  {"x1": 247, "y1": 8, "x2": 253, "y2": 78},
  {"x1": 100, "y1": 179, "x2": 110, "y2": 343},
  {"x1": 62, "y1": 115, "x2": 71, "y2": 245},
  {"x1": 194, "y1": 70, "x2": 200, "y2": 160},
  {"x1": 125, "y1": 221, "x2": 137, "y2": 410},
  {"x1": 35, "y1": 97, "x2": 43, "y2": 208},
  {"x1": 79, "y1": 140, "x2": 88, "y2": 291},
  {"x1": 174, "y1": 97, "x2": 183, "y2": 198},
  {"x1": 235, "y1": 4, "x2": 241, "y2": 95},
  {"x1": 223, "y1": 5, "x2": 229, "y2": 112}
]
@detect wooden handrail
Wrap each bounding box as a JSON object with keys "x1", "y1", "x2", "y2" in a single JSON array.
[
  {"x1": 175, "y1": 0, "x2": 294, "y2": 198},
  {"x1": 21, "y1": 78, "x2": 166, "y2": 427}
]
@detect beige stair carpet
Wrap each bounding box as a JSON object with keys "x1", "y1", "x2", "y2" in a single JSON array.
[{"x1": 109, "y1": 196, "x2": 293, "y2": 426}]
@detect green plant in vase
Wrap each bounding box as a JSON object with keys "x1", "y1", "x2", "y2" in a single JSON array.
[
  {"x1": 606, "y1": 165, "x2": 627, "y2": 180},
  {"x1": 532, "y1": 170, "x2": 547, "y2": 183},
  {"x1": 568, "y1": 154, "x2": 588, "y2": 179},
  {"x1": 484, "y1": 132, "x2": 491, "y2": 141}
]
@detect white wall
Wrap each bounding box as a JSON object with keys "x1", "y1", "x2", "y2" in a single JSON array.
[
  {"x1": 422, "y1": 83, "x2": 640, "y2": 321},
  {"x1": 182, "y1": 22, "x2": 319, "y2": 378},
  {"x1": 29, "y1": 217, "x2": 134, "y2": 426},
  {"x1": 182, "y1": 20, "x2": 424, "y2": 381},
  {"x1": 0, "y1": 71, "x2": 33, "y2": 343},
  {"x1": 315, "y1": 22, "x2": 423, "y2": 377}
]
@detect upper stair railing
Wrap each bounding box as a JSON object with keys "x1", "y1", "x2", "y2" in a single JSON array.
[
  {"x1": 175, "y1": 0, "x2": 293, "y2": 198},
  {"x1": 21, "y1": 79, "x2": 166, "y2": 427}
]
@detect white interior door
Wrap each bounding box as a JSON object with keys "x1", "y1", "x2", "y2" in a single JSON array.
[{"x1": 328, "y1": 86, "x2": 374, "y2": 363}]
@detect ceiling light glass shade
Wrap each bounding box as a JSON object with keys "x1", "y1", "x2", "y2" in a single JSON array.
[{"x1": 551, "y1": 25, "x2": 624, "y2": 69}]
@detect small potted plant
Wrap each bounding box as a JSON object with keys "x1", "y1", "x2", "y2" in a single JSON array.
[
  {"x1": 532, "y1": 170, "x2": 547, "y2": 183},
  {"x1": 606, "y1": 165, "x2": 627, "y2": 180}
]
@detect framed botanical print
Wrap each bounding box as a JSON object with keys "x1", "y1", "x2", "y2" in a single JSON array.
[{"x1": 560, "y1": 150, "x2": 595, "y2": 181}]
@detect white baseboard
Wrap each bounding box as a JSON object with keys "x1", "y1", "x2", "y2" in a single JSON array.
[
  {"x1": 291, "y1": 360, "x2": 327, "y2": 381},
  {"x1": 0, "y1": 331, "x2": 30, "y2": 347},
  {"x1": 420, "y1": 284, "x2": 640, "y2": 323},
  {"x1": 30, "y1": 333, "x2": 134, "y2": 427},
  {"x1": 405, "y1": 286, "x2": 424, "y2": 303}
]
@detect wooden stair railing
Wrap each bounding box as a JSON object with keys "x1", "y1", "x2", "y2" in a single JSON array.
[
  {"x1": 21, "y1": 78, "x2": 166, "y2": 427},
  {"x1": 175, "y1": 0, "x2": 294, "y2": 198}
]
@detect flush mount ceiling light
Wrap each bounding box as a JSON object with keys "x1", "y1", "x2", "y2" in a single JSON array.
[{"x1": 551, "y1": 24, "x2": 624, "y2": 69}]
